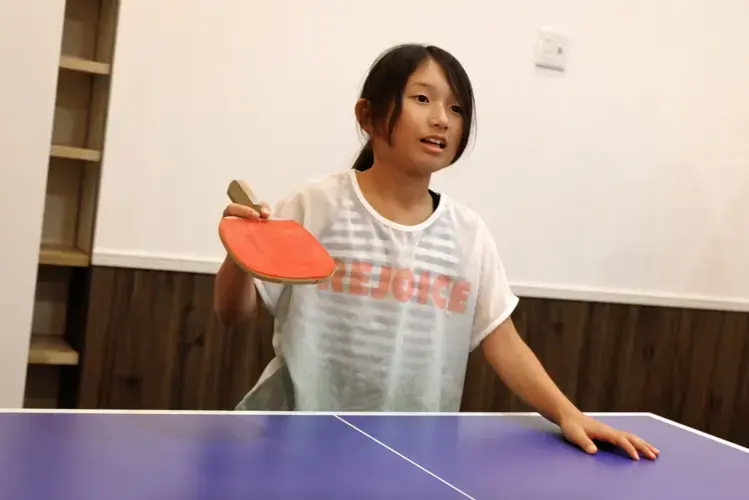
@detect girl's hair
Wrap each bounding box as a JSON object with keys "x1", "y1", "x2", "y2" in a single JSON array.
[{"x1": 352, "y1": 43, "x2": 475, "y2": 172}]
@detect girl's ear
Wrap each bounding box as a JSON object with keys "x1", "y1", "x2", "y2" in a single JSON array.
[{"x1": 355, "y1": 98, "x2": 372, "y2": 135}]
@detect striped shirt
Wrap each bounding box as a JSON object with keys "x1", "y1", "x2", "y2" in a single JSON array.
[{"x1": 235, "y1": 169, "x2": 518, "y2": 412}]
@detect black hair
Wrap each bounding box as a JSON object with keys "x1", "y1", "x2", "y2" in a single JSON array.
[{"x1": 352, "y1": 43, "x2": 476, "y2": 172}]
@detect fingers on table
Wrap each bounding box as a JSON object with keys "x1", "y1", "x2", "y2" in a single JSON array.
[{"x1": 618, "y1": 432, "x2": 660, "y2": 460}]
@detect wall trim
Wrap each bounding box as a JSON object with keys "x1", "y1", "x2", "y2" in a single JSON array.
[
  {"x1": 92, "y1": 249, "x2": 749, "y2": 313},
  {"x1": 92, "y1": 249, "x2": 221, "y2": 275},
  {"x1": 512, "y1": 282, "x2": 749, "y2": 313}
]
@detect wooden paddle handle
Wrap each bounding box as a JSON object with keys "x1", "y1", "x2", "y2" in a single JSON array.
[{"x1": 227, "y1": 180, "x2": 263, "y2": 211}]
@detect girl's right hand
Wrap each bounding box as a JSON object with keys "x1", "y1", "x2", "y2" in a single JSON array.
[{"x1": 222, "y1": 201, "x2": 271, "y2": 220}]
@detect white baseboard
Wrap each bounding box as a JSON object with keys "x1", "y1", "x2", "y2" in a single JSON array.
[
  {"x1": 91, "y1": 249, "x2": 749, "y2": 312},
  {"x1": 512, "y1": 282, "x2": 749, "y2": 313},
  {"x1": 92, "y1": 248, "x2": 222, "y2": 275}
]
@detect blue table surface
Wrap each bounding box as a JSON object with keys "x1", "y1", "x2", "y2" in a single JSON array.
[{"x1": 0, "y1": 411, "x2": 747, "y2": 499}]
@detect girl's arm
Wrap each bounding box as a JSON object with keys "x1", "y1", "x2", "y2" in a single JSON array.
[
  {"x1": 213, "y1": 254, "x2": 259, "y2": 326},
  {"x1": 480, "y1": 318, "x2": 659, "y2": 460},
  {"x1": 480, "y1": 318, "x2": 579, "y2": 425}
]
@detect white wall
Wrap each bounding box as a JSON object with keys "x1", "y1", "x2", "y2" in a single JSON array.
[
  {"x1": 94, "y1": 0, "x2": 749, "y2": 311},
  {"x1": 0, "y1": 1, "x2": 66, "y2": 407}
]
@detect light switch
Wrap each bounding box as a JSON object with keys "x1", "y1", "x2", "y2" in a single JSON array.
[{"x1": 534, "y1": 29, "x2": 568, "y2": 72}]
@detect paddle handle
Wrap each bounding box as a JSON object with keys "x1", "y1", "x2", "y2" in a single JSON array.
[{"x1": 227, "y1": 180, "x2": 263, "y2": 212}]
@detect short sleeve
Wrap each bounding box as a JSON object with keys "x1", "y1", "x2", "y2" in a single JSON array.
[{"x1": 470, "y1": 219, "x2": 519, "y2": 350}]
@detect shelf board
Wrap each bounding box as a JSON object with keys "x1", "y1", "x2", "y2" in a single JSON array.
[
  {"x1": 39, "y1": 243, "x2": 90, "y2": 267},
  {"x1": 28, "y1": 335, "x2": 79, "y2": 365},
  {"x1": 50, "y1": 145, "x2": 102, "y2": 162},
  {"x1": 59, "y1": 55, "x2": 111, "y2": 76}
]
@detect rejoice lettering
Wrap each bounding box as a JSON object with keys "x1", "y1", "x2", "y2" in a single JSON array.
[{"x1": 317, "y1": 259, "x2": 470, "y2": 313}]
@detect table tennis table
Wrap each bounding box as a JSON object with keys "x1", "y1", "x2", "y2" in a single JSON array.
[{"x1": 0, "y1": 410, "x2": 747, "y2": 499}]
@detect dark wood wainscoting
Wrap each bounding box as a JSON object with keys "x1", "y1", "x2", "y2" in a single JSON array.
[
  {"x1": 75, "y1": 267, "x2": 275, "y2": 410},
  {"x1": 74, "y1": 266, "x2": 749, "y2": 448}
]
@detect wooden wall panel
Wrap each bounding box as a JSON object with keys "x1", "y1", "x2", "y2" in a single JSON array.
[
  {"x1": 77, "y1": 267, "x2": 274, "y2": 410},
  {"x1": 461, "y1": 300, "x2": 749, "y2": 448},
  {"x1": 75, "y1": 266, "x2": 749, "y2": 449}
]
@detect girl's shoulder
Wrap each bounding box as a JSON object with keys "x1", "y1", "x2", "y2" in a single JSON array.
[
  {"x1": 272, "y1": 169, "x2": 351, "y2": 231},
  {"x1": 438, "y1": 194, "x2": 492, "y2": 239}
]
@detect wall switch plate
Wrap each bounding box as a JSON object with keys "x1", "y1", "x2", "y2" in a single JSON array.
[{"x1": 535, "y1": 29, "x2": 568, "y2": 72}]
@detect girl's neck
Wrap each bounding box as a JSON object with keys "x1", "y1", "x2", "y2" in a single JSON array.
[{"x1": 355, "y1": 161, "x2": 435, "y2": 226}]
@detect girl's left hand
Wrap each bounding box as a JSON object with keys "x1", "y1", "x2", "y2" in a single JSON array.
[{"x1": 560, "y1": 413, "x2": 660, "y2": 460}]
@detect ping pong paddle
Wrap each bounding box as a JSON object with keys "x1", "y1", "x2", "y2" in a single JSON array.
[{"x1": 219, "y1": 180, "x2": 336, "y2": 284}]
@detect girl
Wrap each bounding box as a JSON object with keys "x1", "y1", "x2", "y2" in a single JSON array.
[{"x1": 214, "y1": 43, "x2": 659, "y2": 461}]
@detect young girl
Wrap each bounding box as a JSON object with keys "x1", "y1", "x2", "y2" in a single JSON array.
[{"x1": 214, "y1": 43, "x2": 659, "y2": 461}]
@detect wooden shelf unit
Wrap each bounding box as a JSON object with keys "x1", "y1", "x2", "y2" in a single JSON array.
[
  {"x1": 25, "y1": 0, "x2": 120, "y2": 409},
  {"x1": 29, "y1": 335, "x2": 80, "y2": 365},
  {"x1": 59, "y1": 55, "x2": 111, "y2": 76},
  {"x1": 39, "y1": 243, "x2": 90, "y2": 267},
  {"x1": 50, "y1": 144, "x2": 102, "y2": 162}
]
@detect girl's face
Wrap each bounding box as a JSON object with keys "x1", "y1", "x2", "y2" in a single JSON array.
[{"x1": 375, "y1": 58, "x2": 465, "y2": 176}]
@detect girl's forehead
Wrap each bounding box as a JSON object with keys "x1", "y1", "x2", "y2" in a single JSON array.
[{"x1": 406, "y1": 60, "x2": 452, "y2": 93}]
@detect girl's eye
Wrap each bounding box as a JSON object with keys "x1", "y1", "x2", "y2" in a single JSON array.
[
  {"x1": 415, "y1": 94, "x2": 429, "y2": 103},
  {"x1": 451, "y1": 105, "x2": 463, "y2": 115}
]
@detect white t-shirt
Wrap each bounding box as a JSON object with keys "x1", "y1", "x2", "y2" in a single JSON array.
[{"x1": 235, "y1": 169, "x2": 518, "y2": 412}]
